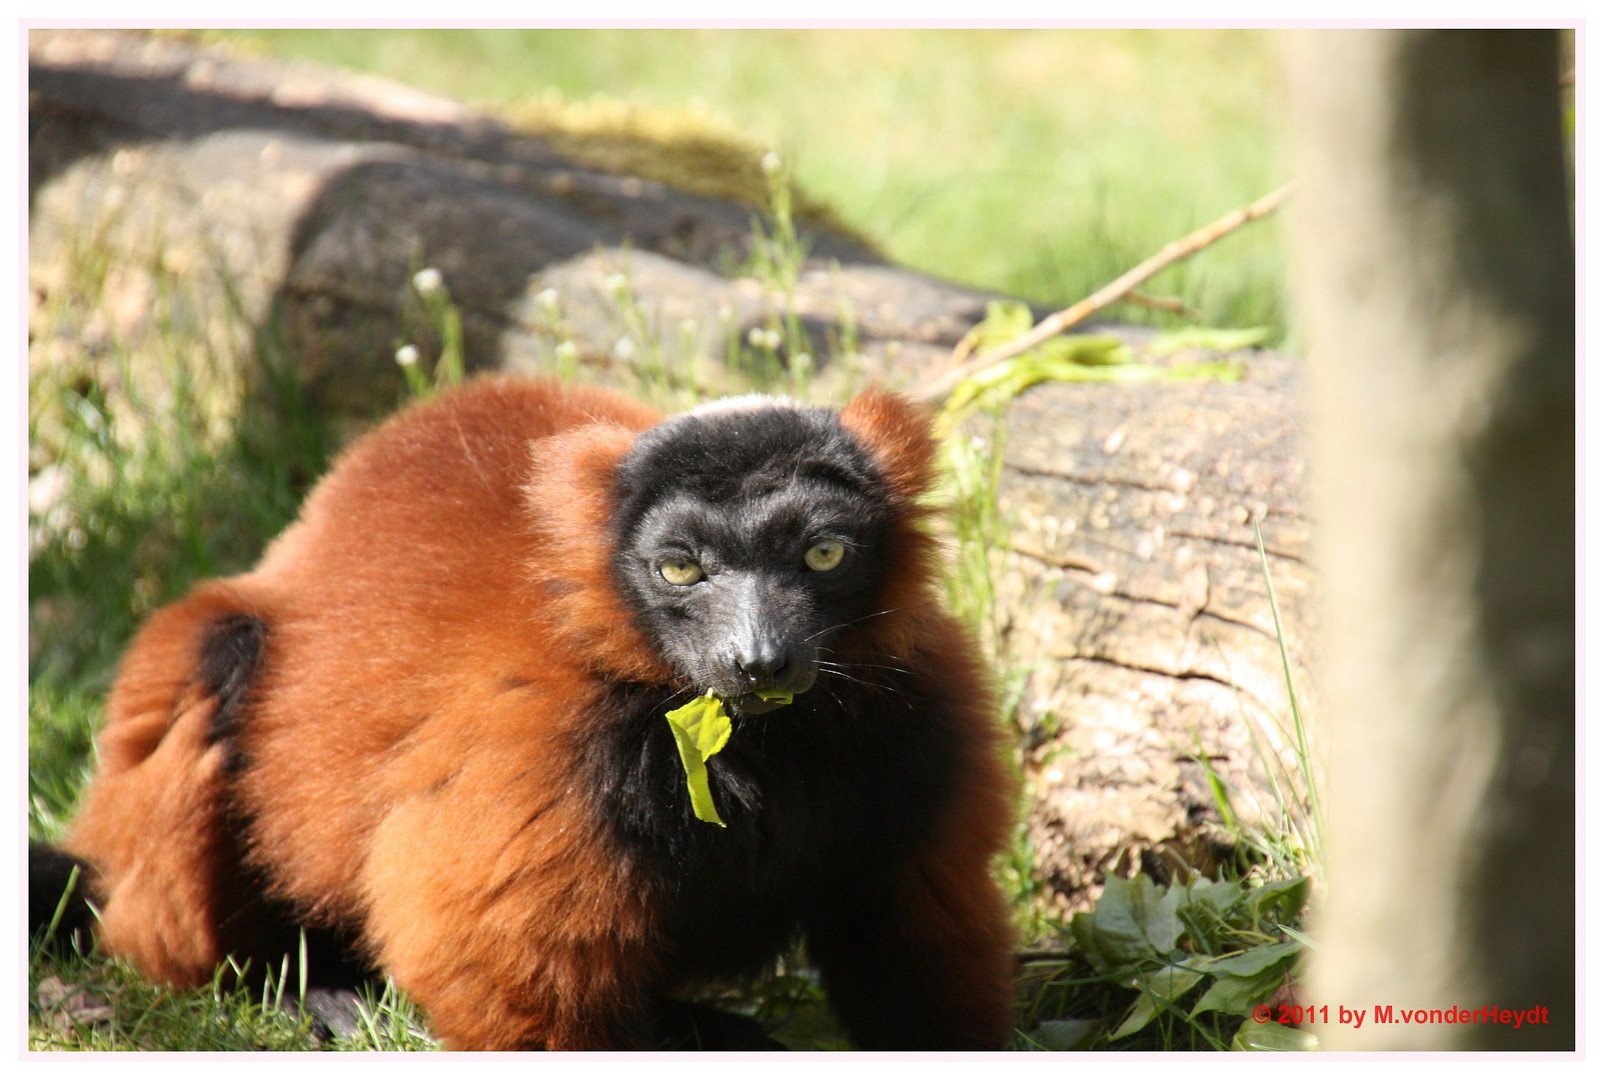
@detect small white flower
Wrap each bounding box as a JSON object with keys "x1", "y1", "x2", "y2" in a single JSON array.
[
  {"x1": 747, "y1": 327, "x2": 766, "y2": 348},
  {"x1": 763, "y1": 329, "x2": 783, "y2": 351},
  {"x1": 604, "y1": 273, "x2": 630, "y2": 297},
  {"x1": 717, "y1": 303, "x2": 736, "y2": 323},
  {"x1": 760, "y1": 151, "x2": 782, "y2": 176},
  {"x1": 395, "y1": 344, "x2": 420, "y2": 367},
  {"x1": 680, "y1": 318, "x2": 700, "y2": 337},
  {"x1": 555, "y1": 341, "x2": 579, "y2": 362},
  {"x1": 612, "y1": 336, "x2": 636, "y2": 362},
  {"x1": 790, "y1": 352, "x2": 813, "y2": 372},
  {"x1": 412, "y1": 268, "x2": 443, "y2": 295},
  {"x1": 535, "y1": 287, "x2": 560, "y2": 312}
]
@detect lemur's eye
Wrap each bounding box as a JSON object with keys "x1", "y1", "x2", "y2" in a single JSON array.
[
  {"x1": 660, "y1": 560, "x2": 705, "y2": 586},
  {"x1": 804, "y1": 541, "x2": 846, "y2": 572}
]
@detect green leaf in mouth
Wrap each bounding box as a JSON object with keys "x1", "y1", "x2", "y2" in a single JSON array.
[{"x1": 664, "y1": 692, "x2": 735, "y2": 826}]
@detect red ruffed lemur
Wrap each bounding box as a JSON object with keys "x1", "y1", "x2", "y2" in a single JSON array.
[{"x1": 32, "y1": 378, "x2": 1017, "y2": 1050}]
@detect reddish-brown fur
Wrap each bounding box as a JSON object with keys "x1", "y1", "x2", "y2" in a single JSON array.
[{"x1": 61, "y1": 378, "x2": 1016, "y2": 1049}]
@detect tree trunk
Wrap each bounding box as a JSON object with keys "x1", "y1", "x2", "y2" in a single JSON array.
[{"x1": 1287, "y1": 29, "x2": 1574, "y2": 1050}]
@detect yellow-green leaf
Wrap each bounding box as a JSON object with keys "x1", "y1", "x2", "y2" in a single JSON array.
[
  {"x1": 1147, "y1": 325, "x2": 1270, "y2": 357},
  {"x1": 665, "y1": 692, "x2": 734, "y2": 826}
]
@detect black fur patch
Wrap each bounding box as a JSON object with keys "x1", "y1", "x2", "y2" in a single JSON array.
[
  {"x1": 248, "y1": 898, "x2": 378, "y2": 993},
  {"x1": 28, "y1": 843, "x2": 97, "y2": 944},
  {"x1": 577, "y1": 661, "x2": 970, "y2": 986},
  {"x1": 198, "y1": 613, "x2": 267, "y2": 749},
  {"x1": 655, "y1": 1000, "x2": 785, "y2": 1050}
]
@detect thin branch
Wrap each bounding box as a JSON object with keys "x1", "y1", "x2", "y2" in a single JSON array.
[{"x1": 917, "y1": 181, "x2": 1296, "y2": 405}]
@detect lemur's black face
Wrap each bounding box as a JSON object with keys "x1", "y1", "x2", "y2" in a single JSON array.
[{"x1": 611, "y1": 400, "x2": 893, "y2": 714}]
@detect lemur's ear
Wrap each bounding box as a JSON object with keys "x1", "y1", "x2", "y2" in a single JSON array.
[{"x1": 839, "y1": 388, "x2": 938, "y2": 503}]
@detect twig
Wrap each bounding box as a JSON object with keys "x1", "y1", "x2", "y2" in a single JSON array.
[
  {"x1": 917, "y1": 181, "x2": 1296, "y2": 404},
  {"x1": 947, "y1": 289, "x2": 1197, "y2": 370}
]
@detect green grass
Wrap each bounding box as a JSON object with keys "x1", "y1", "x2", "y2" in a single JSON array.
[
  {"x1": 29, "y1": 31, "x2": 1311, "y2": 1050},
  {"x1": 198, "y1": 28, "x2": 1290, "y2": 339},
  {"x1": 29, "y1": 933, "x2": 437, "y2": 1051}
]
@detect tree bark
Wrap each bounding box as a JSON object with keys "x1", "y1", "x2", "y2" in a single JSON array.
[
  {"x1": 995, "y1": 349, "x2": 1318, "y2": 909},
  {"x1": 1288, "y1": 29, "x2": 1574, "y2": 1050}
]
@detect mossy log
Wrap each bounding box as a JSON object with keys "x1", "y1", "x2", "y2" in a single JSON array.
[{"x1": 29, "y1": 29, "x2": 987, "y2": 416}]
